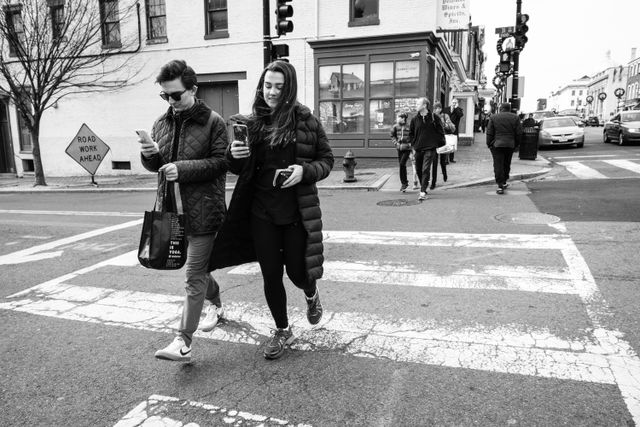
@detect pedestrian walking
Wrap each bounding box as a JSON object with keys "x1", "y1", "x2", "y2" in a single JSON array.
[
  {"x1": 138, "y1": 60, "x2": 229, "y2": 363},
  {"x1": 446, "y1": 98, "x2": 464, "y2": 163},
  {"x1": 209, "y1": 60, "x2": 334, "y2": 360},
  {"x1": 430, "y1": 102, "x2": 452, "y2": 189},
  {"x1": 409, "y1": 97, "x2": 445, "y2": 201},
  {"x1": 390, "y1": 112, "x2": 411, "y2": 192},
  {"x1": 486, "y1": 102, "x2": 523, "y2": 195},
  {"x1": 522, "y1": 113, "x2": 537, "y2": 128}
]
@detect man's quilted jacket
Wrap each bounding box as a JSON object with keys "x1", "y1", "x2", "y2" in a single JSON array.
[{"x1": 141, "y1": 100, "x2": 228, "y2": 235}]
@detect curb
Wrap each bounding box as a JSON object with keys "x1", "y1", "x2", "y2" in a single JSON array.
[{"x1": 440, "y1": 167, "x2": 553, "y2": 190}]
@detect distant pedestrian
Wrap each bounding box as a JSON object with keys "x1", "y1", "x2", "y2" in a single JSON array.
[
  {"x1": 139, "y1": 59, "x2": 229, "y2": 363},
  {"x1": 522, "y1": 113, "x2": 537, "y2": 128},
  {"x1": 409, "y1": 97, "x2": 445, "y2": 200},
  {"x1": 209, "y1": 60, "x2": 334, "y2": 360},
  {"x1": 486, "y1": 102, "x2": 523, "y2": 195},
  {"x1": 390, "y1": 112, "x2": 411, "y2": 192},
  {"x1": 430, "y1": 102, "x2": 452, "y2": 189},
  {"x1": 446, "y1": 98, "x2": 464, "y2": 163}
]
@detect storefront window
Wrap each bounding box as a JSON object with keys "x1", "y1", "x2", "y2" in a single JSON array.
[
  {"x1": 395, "y1": 61, "x2": 419, "y2": 97},
  {"x1": 370, "y1": 62, "x2": 393, "y2": 97},
  {"x1": 369, "y1": 99, "x2": 394, "y2": 132},
  {"x1": 319, "y1": 64, "x2": 364, "y2": 133}
]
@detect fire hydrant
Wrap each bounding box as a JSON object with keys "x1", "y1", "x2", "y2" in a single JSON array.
[{"x1": 342, "y1": 150, "x2": 357, "y2": 182}]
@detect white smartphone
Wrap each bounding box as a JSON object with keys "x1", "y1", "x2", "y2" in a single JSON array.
[{"x1": 135, "y1": 129, "x2": 153, "y2": 144}]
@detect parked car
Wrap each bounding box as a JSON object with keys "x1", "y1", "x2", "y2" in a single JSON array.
[
  {"x1": 586, "y1": 116, "x2": 600, "y2": 127},
  {"x1": 561, "y1": 115, "x2": 586, "y2": 127},
  {"x1": 603, "y1": 111, "x2": 640, "y2": 145},
  {"x1": 537, "y1": 117, "x2": 585, "y2": 148},
  {"x1": 532, "y1": 110, "x2": 556, "y2": 122}
]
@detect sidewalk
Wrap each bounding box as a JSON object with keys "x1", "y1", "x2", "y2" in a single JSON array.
[{"x1": 0, "y1": 133, "x2": 551, "y2": 193}]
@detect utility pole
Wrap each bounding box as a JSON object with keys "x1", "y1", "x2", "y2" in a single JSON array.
[
  {"x1": 510, "y1": 0, "x2": 522, "y2": 112},
  {"x1": 263, "y1": 0, "x2": 272, "y2": 67}
]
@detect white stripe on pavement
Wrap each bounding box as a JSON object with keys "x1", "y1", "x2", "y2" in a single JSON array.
[
  {"x1": 229, "y1": 260, "x2": 581, "y2": 295},
  {"x1": 557, "y1": 161, "x2": 608, "y2": 179},
  {"x1": 114, "y1": 394, "x2": 310, "y2": 427},
  {"x1": 0, "y1": 209, "x2": 142, "y2": 217},
  {"x1": 0, "y1": 219, "x2": 142, "y2": 265},
  {"x1": 323, "y1": 230, "x2": 571, "y2": 250},
  {"x1": 602, "y1": 159, "x2": 640, "y2": 175},
  {"x1": 0, "y1": 280, "x2": 619, "y2": 385},
  {"x1": 552, "y1": 155, "x2": 617, "y2": 159}
]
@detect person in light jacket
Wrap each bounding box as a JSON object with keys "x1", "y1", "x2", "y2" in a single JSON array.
[
  {"x1": 486, "y1": 102, "x2": 523, "y2": 194},
  {"x1": 209, "y1": 61, "x2": 334, "y2": 360},
  {"x1": 139, "y1": 60, "x2": 228, "y2": 363}
]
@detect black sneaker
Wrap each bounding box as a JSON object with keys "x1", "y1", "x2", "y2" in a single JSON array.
[
  {"x1": 263, "y1": 326, "x2": 294, "y2": 360},
  {"x1": 496, "y1": 188, "x2": 504, "y2": 195},
  {"x1": 400, "y1": 184, "x2": 408, "y2": 193},
  {"x1": 306, "y1": 289, "x2": 323, "y2": 325}
]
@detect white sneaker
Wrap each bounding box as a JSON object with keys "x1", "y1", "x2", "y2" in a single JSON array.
[
  {"x1": 155, "y1": 336, "x2": 191, "y2": 362},
  {"x1": 418, "y1": 191, "x2": 427, "y2": 201},
  {"x1": 200, "y1": 304, "x2": 224, "y2": 332}
]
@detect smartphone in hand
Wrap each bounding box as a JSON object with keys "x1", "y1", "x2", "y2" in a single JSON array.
[
  {"x1": 273, "y1": 168, "x2": 293, "y2": 188},
  {"x1": 232, "y1": 124, "x2": 249, "y2": 146},
  {"x1": 135, "y1": 129, "x2": 153, "y2": 144}
]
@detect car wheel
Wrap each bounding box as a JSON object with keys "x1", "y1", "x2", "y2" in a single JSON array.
[
  {"x1": 576, "y1": 142, "x2": 584, "y2": 148},
  {"x1": 618, "y1": 132, "x2": 625, "y2": 146},
  {"x1": 603, "y1": 131, "x2": 610, "y2": 143}
]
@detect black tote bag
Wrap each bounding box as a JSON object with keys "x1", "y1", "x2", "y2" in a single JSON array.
[{"x1": 138, "y1": 172, "x2": 187, "y2": 270}]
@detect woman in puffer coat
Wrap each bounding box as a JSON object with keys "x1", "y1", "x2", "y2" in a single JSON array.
[{"x1": 209, "y1": 61, "x2": 334, "y2": 360}]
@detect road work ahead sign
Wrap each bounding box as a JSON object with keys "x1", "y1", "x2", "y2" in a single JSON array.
[{"x1": 65, "y1": 124, "x2": 110, "y2": 175}]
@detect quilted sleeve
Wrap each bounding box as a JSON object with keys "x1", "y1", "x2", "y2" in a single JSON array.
[{"x1": 301, "y1": 117, "x2": 334, "y2": 184}]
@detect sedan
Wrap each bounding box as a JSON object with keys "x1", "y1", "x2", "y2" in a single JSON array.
[
  {"x1": 538, "y1": 117, "x2": 585, "y2": 148},
  {"x1": 603, "y1": 111, "x2": 640, "y2": 145}
]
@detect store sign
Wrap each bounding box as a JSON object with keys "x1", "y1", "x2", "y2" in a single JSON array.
[{"x1": 437, "y1": 0, "x2": 469, "y2": 30}]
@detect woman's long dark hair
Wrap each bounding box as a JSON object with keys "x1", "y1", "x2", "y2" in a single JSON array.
[{"x1": 251, "y1": 60, "x2": 298, "y2": 148}]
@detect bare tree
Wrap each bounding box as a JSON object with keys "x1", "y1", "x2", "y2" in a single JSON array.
[{"x1": 0, "y1": 0, "x2": 143, "y2": 185}]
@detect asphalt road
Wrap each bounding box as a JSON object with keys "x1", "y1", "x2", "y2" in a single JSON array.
[{"x1": 2, "y1": 131, "x2": 640, "y2": 426}]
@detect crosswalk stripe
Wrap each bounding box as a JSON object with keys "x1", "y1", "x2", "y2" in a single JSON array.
[
  {"x1": 230, "y1": 261, "x2": 580, "y2": 295},
  {"x1": 0, "y1": 281, "x2": 617, "y2": 385},
  {"x1": 115, "y1": 394, "x2": 309, "y2": 427},
  {"x1": 557, "y1": 161, "x2": 608, "y2": 179},
  {"x1": 602, "y1": 159, "x2": 640, "y2": 174}
]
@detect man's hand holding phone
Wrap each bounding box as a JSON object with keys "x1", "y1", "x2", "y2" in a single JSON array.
[
  {"x1": 135, "y1": 129, "x2": 159, "y2": 158},
  {"x1": 230, "y1": 124, "x2": 250, "y2": 159}
]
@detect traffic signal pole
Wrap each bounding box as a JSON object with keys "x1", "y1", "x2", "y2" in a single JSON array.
[
  {"x1": 263, "y1": 0, "x2": 272, "y2": 67},
  {"x1": 510, "y1": 0, "x2": 522, "y2": 112}
]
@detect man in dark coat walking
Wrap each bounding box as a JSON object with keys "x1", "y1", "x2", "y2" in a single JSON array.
[
  {"x1": 446, "y1": 98, "x2": 464, "y2": 163},
  {"x1": 139, "y1": 60, "x2": 228, "y2": 363},
  {"x1": 486, "y1": 102, "x2": 523, "y2": 194}
]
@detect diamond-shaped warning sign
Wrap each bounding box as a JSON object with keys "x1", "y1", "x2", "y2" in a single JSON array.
[{"x1": 65, "y1": 123, "x2": 110, "y2": 175}]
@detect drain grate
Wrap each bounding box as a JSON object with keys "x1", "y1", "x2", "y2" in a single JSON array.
[
  {"x1": 377, "y1": 199, "x2": 422, "y2": 207},
  {"x1": 495, "y1": 212, "x2": 561, "y2": 225}
]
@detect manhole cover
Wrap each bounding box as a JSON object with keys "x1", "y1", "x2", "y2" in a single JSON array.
[
  {"x1": 495, "y1": 212, "x2": 561, "y2": 225},
  {"x1": 377, "y1": 199, "x2": 421, "y2": 207}
]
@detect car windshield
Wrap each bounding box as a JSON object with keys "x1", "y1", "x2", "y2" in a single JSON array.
[
  {"x1": 542, "y1": 118, "x2": 576, "y2": 128},
  {"x1": 621, "y1": 112, "x2": 640, "y2": 122}
]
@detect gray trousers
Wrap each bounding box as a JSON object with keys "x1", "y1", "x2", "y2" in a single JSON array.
[{"x1": 179, "y1": 233, "x2": 221, "y2": 346}]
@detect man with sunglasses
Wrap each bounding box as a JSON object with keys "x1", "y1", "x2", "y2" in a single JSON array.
[{"x1": 139, "y1": 59, "x2": 228, "y2": 363}]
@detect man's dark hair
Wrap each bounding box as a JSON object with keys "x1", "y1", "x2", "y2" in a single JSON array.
[
  {"x1": 156, "y1": 60, "x2": 197, "y2": 89},
  {"x1": 399, "y1": 113, "x2": 408, "y2": 119},
  {"x1": 500, "y1": 102, "x2": 511, "y2": 112}
]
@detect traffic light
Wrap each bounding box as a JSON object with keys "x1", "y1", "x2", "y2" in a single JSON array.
[
  {"x1": 515, "y1": 13, "x2": 529, "y2": 49},
  {"x1": 275, "y1": 0, "x2": 294, "y2": 36},
  {"x1": 271, "y1": 43, "x2": 290, "y2": 62},
  {"x1": 499, "y1": 52, "x2": 511, "y2": 73}
]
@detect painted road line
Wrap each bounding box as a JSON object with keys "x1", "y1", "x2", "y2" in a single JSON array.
[
  {"x1": 114, "y1": 394, "x2": 310, "y2": 427},
  {"x1": 603, "y1": 159, "x2": 640, "y2": 175},
  {"x1": 557, "y1": 161, "x2": 608, "y2": 179},
  {"x1": 323, "y1": 230, "x2": 571, "y2": 250},
  {"x1": 0, "y1": 209, "x2": 142, "y2": 217},
  {"x1": 229, "y1": 261, "x2": 581, "y2": 295},
  {"x1": 0, "y1": 219, "x2": 142, "y2": 265},
  {"x1": 552, "y1": 155, "x2": 617, "y2": 159},
  {"x1": 0, "y1": 281, "x2": 620, "y2": 385}
]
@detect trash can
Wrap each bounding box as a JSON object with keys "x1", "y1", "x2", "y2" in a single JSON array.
[{"x1": 519, "y1": 126, "x2": 539, "y2": 160}]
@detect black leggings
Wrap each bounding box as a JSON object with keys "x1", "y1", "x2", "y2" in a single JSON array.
[{"x1": 251, "y1": 215, "x2": 315, "y2": 328}]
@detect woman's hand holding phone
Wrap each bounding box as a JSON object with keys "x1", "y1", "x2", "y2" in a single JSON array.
[
  {"x1": 230, "y1": 124, "x2": 250, "y2": 159},
  {"x1": 280, "y1": 164, "x2": 303, "y2": 189}
]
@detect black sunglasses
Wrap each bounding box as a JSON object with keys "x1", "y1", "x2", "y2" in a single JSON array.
[{"x1": 159, "y1": 89, "x2": 187, "y2": 102}]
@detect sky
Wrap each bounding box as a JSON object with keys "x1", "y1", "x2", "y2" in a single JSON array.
[{"x1": 468, "y1": 0, "x2": 640, "y2": 111}]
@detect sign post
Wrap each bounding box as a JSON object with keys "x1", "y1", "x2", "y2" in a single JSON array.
[{"x1": 65, "y1": 124, "x2": 110, "y2": 186}]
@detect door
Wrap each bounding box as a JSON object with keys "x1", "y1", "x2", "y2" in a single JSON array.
[
  {"x1": 0, "y1": 100, "x2": 16, "y2": 174},
  {"x1": 198, "y1": 81, "x2": 239, "y2": 138}
]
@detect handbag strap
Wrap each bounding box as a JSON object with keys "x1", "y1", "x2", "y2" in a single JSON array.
[{"x1": 154, "y1": 170, "x2": 183, "y2": 215}]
